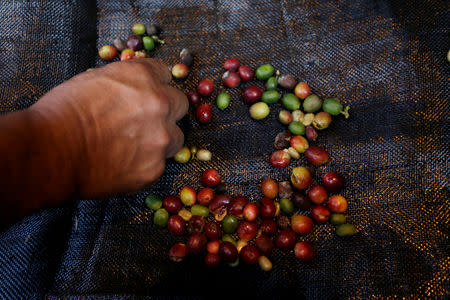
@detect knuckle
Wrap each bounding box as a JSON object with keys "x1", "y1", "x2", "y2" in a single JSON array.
[
  {"x1": 150, "y1": 92, "x2": 170, "y2": 117},
  {"x1": 155, "y1": 129, "x2": 171, "y2": 148},
  {"x1": 130, "y1": 62, "x2": 152, "y2": 77},
  {"x1": 156, "y1": 98, "x2": 171, "y2": 117},
  {"x1": 148, "y1": 59, "x2": 170, "y2": 78},
  {"x1": 102, "y1": 61, "x2": 152, "y2": 82},
  {"x1": 146, "y1": 58, "x2": 162, "y2": 69}
]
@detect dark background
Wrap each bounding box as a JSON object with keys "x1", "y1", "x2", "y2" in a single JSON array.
[{"x1": 0, "y1": 0, "x2": 448, "y2": 298}]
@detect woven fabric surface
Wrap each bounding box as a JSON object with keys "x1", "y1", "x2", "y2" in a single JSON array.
[{"x1": 0, "y1": 0, "x2": 448, "y2": 298}]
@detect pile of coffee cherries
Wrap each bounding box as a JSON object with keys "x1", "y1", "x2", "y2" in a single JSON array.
[
  {"x1": 98, "y1": 23, "x2": 165, "y2": 61},
  {"x1": 173, "y1": 57, "x2": 254, "y2": 161},
  {"x1": 221, "y1": 58, "x2": 349, "y2": 169},
  {"x1": 177, "y1": 57, "x2": 350, "y2": 169},
  {"x1": 269, "y1": 84, "x2": 349, "y2": 168},
  {"x1": 145, "y1": 167, "x2": 357, "y2": 271}
]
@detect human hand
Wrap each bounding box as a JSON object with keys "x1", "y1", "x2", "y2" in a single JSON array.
[{"x1": 29, "y1": 58, "x2": 188, "y2": 198}]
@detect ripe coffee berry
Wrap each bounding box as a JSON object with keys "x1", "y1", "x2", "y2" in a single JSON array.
[
  {"x1": 168, "y1": 215, "x2": 185, "y2": 235},
  {"x1": 186, "y1": 89, "x2": 201, "y2": 106},
  {"x1": 238, "y1": 65, "x2": 254, "y2": 81},
  {"x1": 196, "y1": 104, "x2": 213, "y2": 124},
  {"x1": 275, "y1": 229, "x2": 296, "y2": 249},
  {"x1": 240, "y1": 245, "x2": 260, "y2": 264},
  {"x1": 294, "y1": 241, "x2": 314, "y2": 261},
  {"x1": 197, "y1": 79, "x2": 215, "y2": 96},
  {"x1": 224, "y1": 57, "x2": 240, "y2": 71},
  {"x1": 243, "y1": 85, "x2": 262, "y2": 103},
  {"x1": 201, "y1": 169, "x2": 221, "y2": 187}
]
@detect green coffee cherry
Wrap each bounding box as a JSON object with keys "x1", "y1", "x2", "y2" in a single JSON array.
[
  {"x1": 265, "y1": 76, "x2": 278, "y2": 90},
  {"x1": 222, "y1": 215, "x2": 239, "y2": 233},
  {"x1": 323, "y1": 98, "x2": 350, "y2": 119},
  {"x1": 280, "y1": 198, "x2": 294, "y2": 215},
  {"x1": 303, "y1": 94, "x2": 322, "y2": 113},
  {"x1": 256, "y1": 64, "x2": 275, "y2": 80},
  {"x1": 262, "y1": 90, "x2": 280, "y2": 104},
  {"x1": 249, "y1": 102, "x2": 270, "y2": 120},
  {"x1": 143, "y1": 36, "x2": 155, "y2": 51},
  {"x1": 322, "y1": 98, "x2": 342, "y2": 115},
  {"x1": 153, "y1": 208, "x2": 169, "y2": 227},
  {"x1": 288, "y1": 121, "x2": 306, "y2": 135},
  {"x1": 222, "y1": 234, "x2": 236, "y2": 246},
  {"x1": 174, "y1": 146, "x2": 191, "y2": 163},
  {"x1": 336, "y1": 223, "x2": 358, "y2": 236},
  {"x1": 282, "y1": 93, "x2": 300, "y2": 111},
  {"x1": 330, "y1": 214, "x2": 347, "y2": 225},
  {"x1": 191, "y1": 204, "x2": 210, "y2": 217},
  {"x1": 216, "y1": 92, "x2": 231, "y2": 110},
  {"x1": 145, "y1": 193, "x2": 162, "y2": 210},
  {"x1": 132, "y1": 23, "x2": 146, "y2": 35}
]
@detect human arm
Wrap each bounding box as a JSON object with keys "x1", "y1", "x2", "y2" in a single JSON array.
[{"x1": 0, "y1": 58, "x2": 188, "y2": 225}]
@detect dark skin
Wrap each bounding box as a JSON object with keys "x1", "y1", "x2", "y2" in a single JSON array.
[{"x1": 0, "y1": 58, "x2": 188, "y2": 226}]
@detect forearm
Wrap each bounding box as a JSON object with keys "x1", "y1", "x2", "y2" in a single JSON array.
[{"x1": 0, "y1": 107, "x2": 79, "y2": 225}]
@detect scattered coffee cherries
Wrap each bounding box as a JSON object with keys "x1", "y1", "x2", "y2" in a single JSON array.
[
  {"x1": 144, "y1": 168, "x2": 357, "y2": 271},
  {"x1": 103, "y1": 46, "x2": 358, "y2": 270},
  {"x1": 208, "y1": 60, "x2": 350, "y2": 169},
  {"x1": 173, "y1": 146, "x2": 212, "y2": 164},
  {"x1": 98, "y1": 22, "x2": 164, "y2": 62}
]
